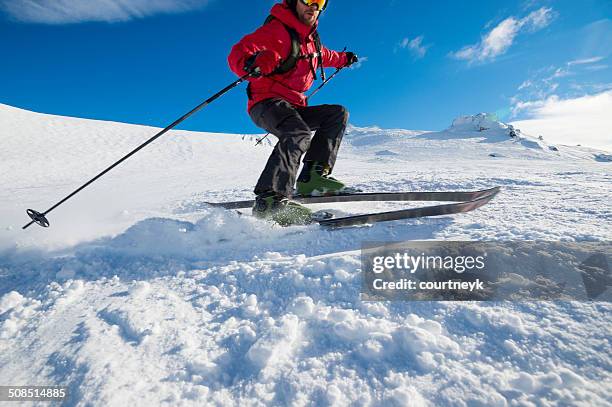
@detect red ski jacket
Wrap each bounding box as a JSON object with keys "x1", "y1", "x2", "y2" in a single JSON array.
[{"x1": 228, "y1": 1, "x2": 348, "y2": 112}]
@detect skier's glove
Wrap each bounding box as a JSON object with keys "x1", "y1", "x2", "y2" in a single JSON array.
[
  {"x1": 246, "y1": 50, "x2": 281, "y2": 77},
  {"x1": 344, "y1": 52, "x2": 358, "y2": 67}
]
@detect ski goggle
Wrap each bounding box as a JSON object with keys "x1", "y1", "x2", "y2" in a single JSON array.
[{"x1": 298, "y1": 0, "x2": 327, "y2": 11}]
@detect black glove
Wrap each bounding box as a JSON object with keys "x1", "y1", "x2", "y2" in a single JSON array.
[
  {"x1": 244, "y1": 51, "x2": 281, "y2": 77},
  {"x1": 344, "y1": 52, "x2": 358, "y2": 67}
]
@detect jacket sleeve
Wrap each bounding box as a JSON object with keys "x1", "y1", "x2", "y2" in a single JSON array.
[
  {"x1": 320, "y1": 46, "x2": 348, "y2": 69},
  {"x1": 228, "y1": 22, "x2": 289, "y2": 78}
]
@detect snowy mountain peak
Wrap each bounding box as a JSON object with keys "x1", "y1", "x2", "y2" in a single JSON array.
[
  {"x1": 449, "y1": 113, "x2": 534, "y2": 142},
  {"x1": 446, "y1": 112, "x2": 558, "y2": 151},
  {"x1": 450, "y1": 113, "x2": 508, "y2": 133}
]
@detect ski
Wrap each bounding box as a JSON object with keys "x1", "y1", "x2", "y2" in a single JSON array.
[
  {"x1": 317, "y1": 188, "x2": 500, "y2": 228},
  {"x1": 207, "y1": 186, "x2": 500, "y2": 210}
]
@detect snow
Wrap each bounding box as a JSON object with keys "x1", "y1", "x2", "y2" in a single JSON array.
[{"x1": 0, "y1": 102, "x2": 610, "y2": 405}]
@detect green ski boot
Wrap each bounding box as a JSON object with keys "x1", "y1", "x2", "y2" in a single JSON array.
[
  {"x1": 296, "y1": 161, "x2": 346, "y2": 197},
  {"x1": 252, "y1": 191, "x2": 313, "y2": 226}
]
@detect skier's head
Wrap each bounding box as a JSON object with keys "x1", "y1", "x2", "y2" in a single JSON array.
[{"x1": 285, "y1": 0, "x2": 327, "y2": 26}]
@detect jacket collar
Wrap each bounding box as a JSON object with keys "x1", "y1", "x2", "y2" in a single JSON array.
[{"x1": 270, "y1": 2, "x2": 318, "y2": 40}]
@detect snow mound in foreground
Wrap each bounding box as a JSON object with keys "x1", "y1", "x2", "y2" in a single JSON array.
[
  {"x1": 0, "y1": 205, "x2": 453, "y2": 295},
  {"x1": 1, "y1": 240, "x2": 609, "y2": 406}
]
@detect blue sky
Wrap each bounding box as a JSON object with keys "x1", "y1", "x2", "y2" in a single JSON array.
[{"x1": 1, "y1": 0, "x2": 611, "y2": 136}]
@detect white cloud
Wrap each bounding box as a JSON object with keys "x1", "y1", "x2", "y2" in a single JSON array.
[
  {"x1": 568, "y1": 56, "x2": 605, "y2": 66},
  {"x1": 551, "y1": 67, "x2": 570, "y2": 79},
  {"x1": 511, "y1": 90, "x2": 612, "y2": 151},
  {"x1": 522, "y1": 7, "x2": 555, "y2": 32},
  {"x1": 512, "y1": 56, "x2": 609, "y2": 104},
  {"x1": 518, "y1": 80, "x2": 532, "y2": 90},
  {"x1": 399, "y1": 35, "x2": 431, "y2": 59},
  {"x1": 569, "y1": 82, "x2": 612, "y2": 93},
  {"x1": 584, "y1": 64, "x2": 609, "y2": 72},
  {"x1": 0, "y1": 0, "x2": 210, "y2": 24},
  {"x1": 451, "y1": 7, "x2": 555, "y2": 63}
]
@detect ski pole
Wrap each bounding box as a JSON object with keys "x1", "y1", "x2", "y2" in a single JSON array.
[
  {"x1": 308, "y1": 65, "x2": 345, "y2": 99},
  {"x1": 23, "y1": 71, "x2": 256, "y2": 230},
  {"x1": 255, "y1": 48, "x2": 348, "y2": 146}
]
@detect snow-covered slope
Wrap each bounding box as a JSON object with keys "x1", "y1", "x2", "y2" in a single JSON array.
[{"x1": 0, "y1": 103, "x2": 610, "y2": 406}]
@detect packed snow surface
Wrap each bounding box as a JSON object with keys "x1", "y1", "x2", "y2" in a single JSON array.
[{"x1": 0, "y1": 104, "x2": 610, "y2": 406}]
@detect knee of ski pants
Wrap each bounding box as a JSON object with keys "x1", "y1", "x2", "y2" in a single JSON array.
[
  {"x1": 266, "y1": 111, "x2": 312, "y2": 153},
  {"x1": 280, "y1": 128, "x2": 311, "y2": 153},
  {"x1": 327, "y1": 104, "x2": 349, "y2": 128}
]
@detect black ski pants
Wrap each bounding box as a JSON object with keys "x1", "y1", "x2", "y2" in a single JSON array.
[{"x1": 249, "y1": 98, "x2": 348, "y2": 198}]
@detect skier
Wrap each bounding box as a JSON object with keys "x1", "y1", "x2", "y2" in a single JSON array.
[{"x1": 228, "y1": 0, "x2": 358, "y2": 225}]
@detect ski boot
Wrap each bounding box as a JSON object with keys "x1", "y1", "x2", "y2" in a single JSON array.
[
  {"x1": 296, "y1": 161, "x2": 347, "y2": 197},
  {"x1": 252, "y1": 191, "x2": 313, "y2": 226}
]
